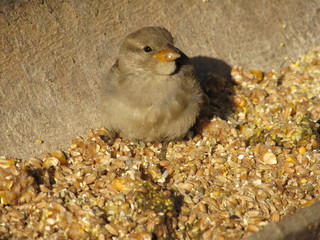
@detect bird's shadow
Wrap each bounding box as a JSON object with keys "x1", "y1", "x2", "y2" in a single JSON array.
[{"x1": 190, "y1": 56, "x2": 235, "y2": 120}]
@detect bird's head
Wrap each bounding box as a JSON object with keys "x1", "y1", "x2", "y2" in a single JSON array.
[{"x1": 118, "y1": 27, "x2": 185, "y2": 75}]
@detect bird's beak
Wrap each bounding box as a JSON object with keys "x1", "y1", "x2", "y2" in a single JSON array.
[{"x1": 153, "y1": 45, "x2": 181, "y2": 62}]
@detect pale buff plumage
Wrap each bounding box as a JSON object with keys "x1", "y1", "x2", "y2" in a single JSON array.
[{"x1": 102, "y1": 27, "x2": 203, "y2": 142}]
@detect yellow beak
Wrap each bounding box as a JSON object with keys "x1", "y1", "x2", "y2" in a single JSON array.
[{"x1": 152, "y1": 46, "x2": 181, "y2": 62}]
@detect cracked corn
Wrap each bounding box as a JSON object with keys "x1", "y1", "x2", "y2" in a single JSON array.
[{"x1": 1, "y1": 48, "x2": 320, "y2": 239}]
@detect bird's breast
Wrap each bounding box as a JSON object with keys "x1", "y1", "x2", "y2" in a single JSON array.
[{"x1": 115, "y1": 72, "x2": 194, "y2": 122}]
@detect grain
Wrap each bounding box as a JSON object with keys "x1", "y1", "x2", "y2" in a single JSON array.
[{"x1": 1, "y1": 48, "x2": 320, "y2": 239}]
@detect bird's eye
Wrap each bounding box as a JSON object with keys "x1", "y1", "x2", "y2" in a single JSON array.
[{"x1": 143, "y1": 46, "x2": 153, "y2": 52}]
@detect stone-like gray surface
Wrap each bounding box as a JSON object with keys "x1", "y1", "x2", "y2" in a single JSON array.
[
  {"x1": 1, "y1": 0, "x2": 320, "y2": 159},
  {"x1": 245, "y1": 200, "x2": 320, "y2": 240}
]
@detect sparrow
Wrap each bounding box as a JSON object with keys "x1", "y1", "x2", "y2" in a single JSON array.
[{"x1": 102, "y1": 26, "x2": 204, "y2": 143}]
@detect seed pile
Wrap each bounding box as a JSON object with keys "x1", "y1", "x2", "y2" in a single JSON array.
[{"x1": 1, "y1": 48, "x2": 320, "y2": 240}]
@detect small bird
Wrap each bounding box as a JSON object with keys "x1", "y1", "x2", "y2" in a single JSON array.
[{"x1": 102, "y1": 26, "x2": 203, "y2": 143}]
